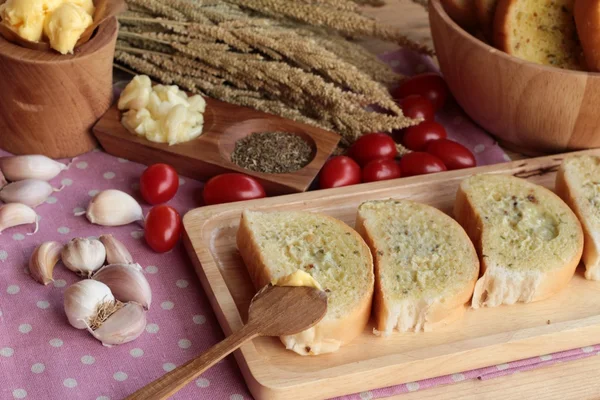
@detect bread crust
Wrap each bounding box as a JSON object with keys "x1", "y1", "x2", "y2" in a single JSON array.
[
  {"x1": 492, "y1": 0, "x2": 513, "y2": 52},
  {"x1": 236, "y1": 210, "x2": 374, "y2": 355},
  {"x1": 575, "y1": 0, "x2": 600, "y2": 71},
  {"x1": 441, "y1": 0, "x2": 478, "y2": 29},
  {"x1": 474, "y1": 0, "x2": 497, "y2": 40}
]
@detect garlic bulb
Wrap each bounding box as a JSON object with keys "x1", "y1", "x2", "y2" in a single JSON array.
[
  {"x1": 82, "y1": 190, "x2": 143, "y2": 227},
  {"x1": 0, "y1": 155, "x2": 68, "y2": 181},
  {"x1": 64, "y1": 280, "x2": 115, "y2": 329},
  {"x1": 93, "y1": 264, "x2": 151, "y2": 310},
  {"x1": 29, "y1": 241, "x2": 62, "y2": 285},
  {"x1": 87, "y1": 302, "x2": 147, "y2": 347},
  {"x1": 0, "y1": 203, "x2": 39, "y2": 234},
  {"x1": 62, "y1": 238, "x2": 106, "y2": 277},
  {"x1": 118, "y1": 75, "x2": 152, "y2": 111},
  {"x1": 99, "y1": 234, "x2": 133, "y2": 265},
  {"x1": 0, "y1": 179, "x2": 58, "y2": 208}
]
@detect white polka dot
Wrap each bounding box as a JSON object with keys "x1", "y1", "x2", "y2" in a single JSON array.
[
  {"x1": 583, "y1": 346, "x2": 595, "y2": 353},
  {"x1": 473, "y1": 144, "x2": 486, "y2": 153},
  {"x1": 230, "y1": 395, "x2": 244, "y2": 400},
  {"x1": 61, "y1": 178, "x2": 73, "y2": 186},
  {"x1": 118, "y1": 158, "x2": 129, "y2": 163},
  {"x1": 146, "y1": 323, "x2": 159, "y2": 333},
  {"x1": 45, "y1": 196, "x2": 57, "y2": 204},
  {"x1": 451, "y1": 373, "x2": 465, "y2": 382},
  {"x1": 163, "y1": 363, "x2": 176, "y2": 372},
  {"x1": 12, "y1": 389, "x2": 27, "y2": 399},
  {"x1": 1, "y1": 347, "x2": 14, "y2": 357},
  {"x1": 176, "y1": 279, "x2": 189, "y2": 288},
  {"x1": 130, "y1": 348, "x2": 144, "y2": 358},
  {"x1": 360, "y1": 391, "x2": 373, "y2": 400},
  {"x1": 131, "y1": 230, "x2": 144, "y2": 239},
  {"x1": 131, "y1": 183, "x2": 140, "y2": 191},
  {"x1": 76, "y1": 161, "x2": 88, "y2": 169},
  {"x1": 73, "y1": 207, "x2": 84, "y2": 215},
  {"x1": 196, "y1": 378, "x2": 210, "y2": 388},
  {"x1": 178, "y1": 339, "x2": 191, "y2": 349},
  {"x1": 49, "y1": 338, "x2": 63, "y2": 347},
  {"x1": 178, "y1": 177, "x2": 186, "y2": 186},
  {"x1": 96, "y1": 397, "x2": 110, "y2": 400},
  {"x1": 7, "y1": 285, "x2": 20, "y2": 294},
  {"x1": 63, "y1": 378, "x2": 77, "y2": 388},
  {"x1": 113, "y1": 371, "x2": 128, "y2": 381},
  {"x1": 145, "y1": 265, "x2": 158, "y2": 274},
  {"x1": 193, "y1": 315, "x2": 206, "y2": 325},
  {"x1": 12, "y1": 233, "x2": 25, "y2": 241},
  {"x1": 0, "y1": 250, "x2": 7, "y2": 261},
  {"x1": 53, "y1": 279, "x2": 66, "y2": 288},
  {"x1": 81, "y1": 355, "x2": 95, "y2": 365},
  {"x1": 88, "y1": 190, "x2": 99, "y2": 197},
  {"x1": 503, "y1": 153, "x2": 511, "y2": 162},
  {"x1": 0, "y1": 310, "x2": 3, "y2": 317},
  {"x1": 31, "y1": 363, "x2": 45, "y2": 373},
  {"x1": 103, "y1": 172, "x2": 116, "y2": 180},
  {"x1": 19, "y1": 324, "x2": 32, "y2": 333},
  {"x1": 389, "y1": 59, "x2": 400, "y2": 67},
  {"x1": 57, "y1": 227, "x2": 70, "y2": 234},
  {"x1": 406, "y1": 382, "x2": 420, "y2": 392},
  {"x1": 496, "y1": 363, "x2": 510, "y2": 370},
  {"x1": 540, "y1": 355, "x2": 553, "y2": 361},
  {"x1": 161, "y1": 301, "x2": 174, "y2": 310},
  {"x1": 453, "y1": 116, "x2": 464, "y2": 125}
]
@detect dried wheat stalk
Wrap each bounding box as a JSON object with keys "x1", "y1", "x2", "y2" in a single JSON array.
[{"x1": 116, "y1": 0, "x2": 432, "y2": 144}]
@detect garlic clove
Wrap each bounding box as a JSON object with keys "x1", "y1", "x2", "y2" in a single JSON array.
[
  {"x1": 99, "y1": 234, "x2": 134, "y2": 265},
  {"x1": 83, "y1": 190, "x2": 144, "y2": 227},
  {"x1": 29, "y1": 241, "x2": 62, "y2": 285},
  {"x1": 0, "y1": 169, "x2": 7, "y2": 189},
  {"x1": 64, "y1": 279, "x2": 115, "y2": 330},
  {"x1": 0, "y1": 203, "x2": 39, "y2": 234},
  {"x1": 93, "y1": 263, "x2": 151, "y2": 310},
  {"x1": 0, "y1": 179, "x2": 55, "y2": 208},
  {"x1": 87, "y1": 302, "x2": 147, "y2": 347},
  {"x1": 0, "y1": 155, "x2": 68, "y2": 181},
  {"x1": 61, "y1": 238, "x2": 106, "y2": 277}
]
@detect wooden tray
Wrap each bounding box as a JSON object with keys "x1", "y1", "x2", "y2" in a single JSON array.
[
  {"x1": 93, "y1": 97, "x2": 340, "y2": 195},
  {"x1": 182, "y1": 148, "x2": 600, "y2": 400}
]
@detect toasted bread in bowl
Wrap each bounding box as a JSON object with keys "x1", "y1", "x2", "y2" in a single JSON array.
[
  {"x1": 441, "y1": 0, "x2": 478, "y2": 29},
  {"x1": 575, "y1": 0, "x2": 600, "y2": 71}
]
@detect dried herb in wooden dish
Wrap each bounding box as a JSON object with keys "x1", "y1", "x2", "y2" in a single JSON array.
[{"x1": 231, "y1": 131, "x2": 313, "y2": 174}]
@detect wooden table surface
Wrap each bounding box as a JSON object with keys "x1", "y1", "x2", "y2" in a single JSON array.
[{"x1": 359, "y1": 2, "x2": 600, "y2": 399}]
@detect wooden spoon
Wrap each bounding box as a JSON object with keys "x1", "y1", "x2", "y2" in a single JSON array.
[
  {"x1": 124, "y1": 285, "x2": 328, "y2": 400},
  {"x1": 75, "y1": 0, "x2": 126, "y2": 47}
]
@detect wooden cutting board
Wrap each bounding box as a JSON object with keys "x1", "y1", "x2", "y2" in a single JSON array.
[
  {"x1": 182, "y1": 148, "x2": 600, "y2": 400},
  {"x1": 93, "y1": 97, "x2": 340, "y2": 195}
]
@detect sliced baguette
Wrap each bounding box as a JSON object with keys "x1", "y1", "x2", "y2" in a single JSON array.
[
  {"x1": 575, "y1": 0, "x2": 600, "y2": 71},
  {"x1": 356, "y1": 199, "x2": 479, "y2": 335},
  {"x1": 236, "y1": 210, "x2": 374, "y2": 355},
  {"x1": 493, "y1": 0, "x2": 583, "y2": 70},
  {"x1": 556, "y1": 155, "x2": 600, "y2": 280},
  {"x1": 454, "y1": 174, "x2": 583, "y2": 308},
  {"x1": 474, "y1": 0, "x2": 498, "y2": 39},
  {"x1": 442, "y1": 0, "x2": 479, "y2": 29}
]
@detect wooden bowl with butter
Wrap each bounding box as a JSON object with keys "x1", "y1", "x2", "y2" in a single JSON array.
[{"x1": 429, "y1": 0, "x2": 600, "y2": 155}]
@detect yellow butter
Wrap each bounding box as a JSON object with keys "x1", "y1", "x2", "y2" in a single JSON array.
[
  {"x1": 272, "y1": 270, "x2": 322, "y2": 290},
  {"x1": 43, "y1": 2, "x2": 92, "y2": 54},
  {"x1": 0, "y1": 0, "x2": 48, "y2": 42}
]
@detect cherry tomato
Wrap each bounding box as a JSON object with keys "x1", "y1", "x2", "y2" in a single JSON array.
[
  {"x1": 402, "y1": 121, "x2": 447, "y2": 151},
  {"x1": 203, "y1": 173, "x2": 266, "y2": 205},
  {"x1": 426, "y1": 139, "x2": 476, "y2": 170},
  {"x1": 145, "y1": 205, "x2": 182, "y2": 253},
  {"x1": 140, "y1": 163, "x2": 179, "y2": 205},
  {"x1": 347, "y1": 133, "x2": 397, "y2": 166},
  {"x1": 392, "y1": 73, "x2": 449, "y2": 111},
  {"x1": 362, "y1": 159, "x2": 402, "y2": 183},
  {"x1": 398, "y1": 152, "x2": 447, "y2": 177},
  {"x1": 398, "y1": 95, "x2": 435, "y2": 121},
  {"x1": 319, "y1": 156, "x2": 361, "y2": 189}
]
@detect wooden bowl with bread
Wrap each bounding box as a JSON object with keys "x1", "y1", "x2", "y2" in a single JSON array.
[{"x1": 429, "y1": 0, "x2": 600, "y2": 155}]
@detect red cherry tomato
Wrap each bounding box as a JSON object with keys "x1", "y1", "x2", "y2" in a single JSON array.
[
  {"x1": 392, "y1": 73, "x2": 449, "y2": 111},
  {"x1": 348, "y1": 133, "x2": 397, "y2": 166},
  {"x1": 145, "y1": 205, "x2": 182, "y2": 253},
  {"x1": 319, "y1": 156, "x2": 361, "y2": 189},
  {"x1": 140, "y1": 163, "x2": 179, "y2": 205},
  {"x1": 203, "y1": 173, "x2": 266, "y2": 205},
  {"x1": 398, "y1": 95, "x2": 435, "y2": 121},
  {"x1": 398, "y1": 152, "x2": 447, "y2": 177},
  {"x1": 426, "y1": 139, "x2": 476, "y2": 170},
  {"x1": 362, "y1": 159, "x2": 402, "y2": 183},
  {"x1": 402, "y1": 121, "x2": 447, "y2": 151}
]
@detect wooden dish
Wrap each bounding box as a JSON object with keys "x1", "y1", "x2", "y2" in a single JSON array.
[
  {"x1": 183, "y1": 148, "x2": 600, "y2": 400},
  {"x1": 0, "y1": 17, "x2": 118, "y2": 158},
  {"x1": 429, "y1": 0, "x2": 600, "y2": 156},
  {"x1": 93, "y1": 98, "x2": 340, "y2": 195}
]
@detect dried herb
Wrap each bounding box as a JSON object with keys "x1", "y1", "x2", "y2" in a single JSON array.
[{"x1": 231, "y1": 131, "x2": 313, "y2": 174}]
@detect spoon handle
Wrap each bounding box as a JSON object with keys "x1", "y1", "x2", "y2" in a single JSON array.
[{"x1": 124, "y1": 323, "x2": 259, "y2": 400}]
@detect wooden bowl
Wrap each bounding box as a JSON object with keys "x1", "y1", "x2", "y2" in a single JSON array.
[
  {"x1": 429, "y1": 0, "x2": 600, "y2": 155},
  {"x1": 0, "y1": 17, "x2": 118, "y2": 158}
]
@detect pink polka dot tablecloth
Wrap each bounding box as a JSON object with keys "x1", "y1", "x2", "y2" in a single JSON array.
[{"x1": 0, "y1": 49, "x2": 598, "y2": 400}]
